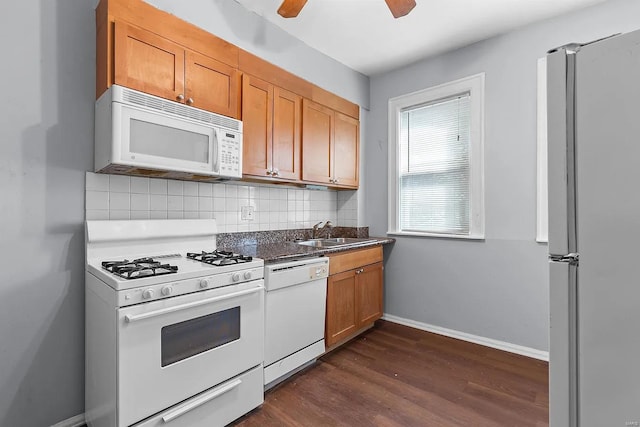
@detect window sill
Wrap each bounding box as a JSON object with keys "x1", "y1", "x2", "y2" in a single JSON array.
[{"x1": 387, "y1": 230, "x2": 485, "y2": 240}]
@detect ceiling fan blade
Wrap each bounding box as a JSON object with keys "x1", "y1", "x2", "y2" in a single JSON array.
[
  {"x1": 384, "y1": 0, "x2": 416, "y2": 18},
  {"x1": 277, "y1": 0, "x2": 308, "y2": 18}
]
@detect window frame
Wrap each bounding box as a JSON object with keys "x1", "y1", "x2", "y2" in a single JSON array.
[{"x1": 387, "y1": 73, "x2": 485, "y2": 239}]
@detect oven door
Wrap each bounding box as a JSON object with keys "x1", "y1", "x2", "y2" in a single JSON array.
[
  {"x1": 114, "y1": 102, "x2": 220, "y2": 175},
  {"x1": 117, "y1": 280, "x2": 264, "y2": 427}
]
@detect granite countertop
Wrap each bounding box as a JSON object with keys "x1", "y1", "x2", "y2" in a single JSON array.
[{"x1": 219, "y1": 237, "x2": 395, "y2": 263}]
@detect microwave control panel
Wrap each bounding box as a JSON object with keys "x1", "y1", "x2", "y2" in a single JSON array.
[{"x1": 219, "y1": 130, "x2": 242, "y2": 178}]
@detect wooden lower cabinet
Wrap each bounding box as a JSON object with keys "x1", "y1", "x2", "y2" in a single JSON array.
[
  {"x1": 325, "y1": 247, "x2": 384, "y2": 348},
  {"x1": 356, "y1": 263, "x2": 383, "y2": 326},
  {"x1": 326, "y1": 270, "x2": 358, "y2": 346}
]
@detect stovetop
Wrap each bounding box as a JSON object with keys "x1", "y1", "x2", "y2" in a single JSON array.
[
  {"x1": 102, "y1": 257, "x2": 179, "y2": 280},
  {"x1": 88, "y1": 250, "x2": 264, "y2": 291},
  {"x1": 187, "y1": 250, "x2": 253, "y2": 266}
]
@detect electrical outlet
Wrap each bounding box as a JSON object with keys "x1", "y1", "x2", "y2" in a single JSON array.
[{"x1": 240, "y1": 205, "x2": 255, "y2": 221}]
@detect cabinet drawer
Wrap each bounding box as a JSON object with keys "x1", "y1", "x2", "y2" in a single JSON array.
[{"x1": 328, "y1": 246, "x2": 382, "y2": 275}]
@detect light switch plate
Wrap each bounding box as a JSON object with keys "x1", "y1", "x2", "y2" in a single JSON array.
[{"x1": 241, "y1": 205, "x2": 255, "y2": 220}]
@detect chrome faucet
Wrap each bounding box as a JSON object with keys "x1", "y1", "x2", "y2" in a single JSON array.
[{"x1": 312, "y1": 221, "x2": 333, "y2": 239}]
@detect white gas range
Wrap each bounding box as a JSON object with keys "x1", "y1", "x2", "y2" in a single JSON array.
[{"x1": 85, "y1": 219, "x2": 264, "y2": 427}]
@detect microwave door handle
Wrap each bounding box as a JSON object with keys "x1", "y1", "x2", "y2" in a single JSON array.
[{"x1": 212, "y1": 129, "x2": 219, "y2": 173}]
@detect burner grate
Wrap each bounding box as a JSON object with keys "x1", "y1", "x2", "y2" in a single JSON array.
[
  {"x1": 187, "y1": 250, "x2": 253, "y2": 266},
  {"x1": 102, "y1": 257, "x2": 178, "y2": 280}
]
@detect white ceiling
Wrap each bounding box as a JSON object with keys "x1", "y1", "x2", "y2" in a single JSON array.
[{"x1": 234, "y1": 0, "x2": 609, "y2": 76}]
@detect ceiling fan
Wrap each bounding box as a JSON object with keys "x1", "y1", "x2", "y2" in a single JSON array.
[{"x1": 277, "y1": 0, "x2": 417, "y2": 19}]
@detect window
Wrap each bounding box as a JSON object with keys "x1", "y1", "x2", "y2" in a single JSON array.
[{"x1": 388, "y1": 74, "x2": 485, "y2": 239}]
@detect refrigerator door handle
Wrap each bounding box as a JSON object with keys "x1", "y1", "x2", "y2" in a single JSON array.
[
  {"x1": 549, "y1": 253, "x2": 580, "y2": 265},
  {"x1": 549, "y1": 260, "x2": 579, "y2": 427},
  {"x1": 547, "y1": 48, "x2": 579, "y2": 256}
]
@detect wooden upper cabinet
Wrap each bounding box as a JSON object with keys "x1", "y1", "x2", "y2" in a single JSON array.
[
  {"x1": 302, "y1": 99, "x2": 359, "y2": 188},
  {"x1": 98, "y1": 0, "x2": 361, "y2": 185},
  {"x1": 242, "y1": 75, "x2": 300, "y2": 181},
  {"x1": 242, "y1": 75, "x2": 273, "y2": 177},
  {"x1": 114, "y1": 21, "x2": 185, "y2": 101},
  {"x1": 272, "y1": 87, "x2": 301, "y2": 180},
  {"x1": 334, "y1": 112, "x2": 359, "y2": 188},
  {"x1": 185, "y1": 51, "x2": 239, "y2": 118},
  {"x1": 111, "y1": 21, "x2": 239, "y2": 118},
  {"x1": 302, "y1": 99, "x2": 334, "y2": 185}
]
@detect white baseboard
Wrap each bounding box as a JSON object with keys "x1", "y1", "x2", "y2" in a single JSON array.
[
  {"x1": 50, "y1": 413, "x2": 85, "y2": 427},
  {"x1": 382, "y1": 313, "x2": 549, "y2": 361}
]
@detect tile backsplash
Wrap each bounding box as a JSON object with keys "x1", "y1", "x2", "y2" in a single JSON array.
[{"x1": 85, "y1": 172, "x2": 357, "y2": 232}]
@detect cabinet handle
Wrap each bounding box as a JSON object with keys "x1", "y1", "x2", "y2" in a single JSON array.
[
  {"x1": 176, "y1": 94, "x2": 185, "y2": 101},
  {"x1": 187, "y1": 97, "x2": 194, "y2": 105},
  {"x1": 334, "y1": 179, "x2": 339, "y2": 184},
  {"x1": 329, "y1": 178, "x2": 334, "y2": 183},
  {"x1": 273, "y1": 168, "x2": 279, "y2": 176},
  {"x1": 266, "y1": 170, "x2": 273, "y2": 175},
  {"x1": 355, "y1": 268, "x2": 364, "y2": 274}
]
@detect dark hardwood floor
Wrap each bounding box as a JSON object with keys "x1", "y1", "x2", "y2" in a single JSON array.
[{"x1": 233, "y1": 320, "x2": 549, "y2": 427}]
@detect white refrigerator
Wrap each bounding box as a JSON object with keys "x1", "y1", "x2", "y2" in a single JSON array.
[{"x1": 548, "y1": 30, "x2": 640, "y2": 427}]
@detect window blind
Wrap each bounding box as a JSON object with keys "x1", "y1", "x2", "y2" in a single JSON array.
[{"x1": 399, "y1": 94, "x2": 471, "y2": 234}]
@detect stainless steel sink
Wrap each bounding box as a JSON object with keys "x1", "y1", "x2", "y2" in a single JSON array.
[
  {"x1": 295, "y1": 237, "x2": 375, "y2": 248},
  {"x1": 295, "y1": 240, "x2": 336, "y2": 248}
]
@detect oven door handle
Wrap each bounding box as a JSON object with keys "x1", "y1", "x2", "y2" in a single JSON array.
[
  {"x1": 124, "y1": 287, "x2": 262, "y2": 323},
  {"x1": 161, "y1": 378, "x2": 243, "y2": 423}
]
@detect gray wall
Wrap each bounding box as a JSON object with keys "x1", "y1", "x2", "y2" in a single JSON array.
[
  {"x1": 366, "y1": 0, "x2": 640, "y2": 352},
  {"x1": 0, "y1": 1, "x2": 96, "y2": 425},
  {"x1": 0, "y1": 1, "x2": 368, "y2": 425}
]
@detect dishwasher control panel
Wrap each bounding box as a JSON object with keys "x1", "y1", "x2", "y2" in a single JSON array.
[
  {"x1": 264, "y1": 257, "x2": 329, "y2": 291},
  {"x1": 310, "y1": 264, "x2": 328, "y2": 280}
]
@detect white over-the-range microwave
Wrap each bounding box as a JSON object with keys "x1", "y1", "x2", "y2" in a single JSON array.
[{"x1": 95, "y1": 85, "x2": 242, "y2": 180}]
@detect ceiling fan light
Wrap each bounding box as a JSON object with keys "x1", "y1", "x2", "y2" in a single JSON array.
[
  {"x1": 277, "y1": 0, "x2": 308, "y2": 18},
  {"x1": 385, "y1": 0, "x2": 416, "y2": 18}
]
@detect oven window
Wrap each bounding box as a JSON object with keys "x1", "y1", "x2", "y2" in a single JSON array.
[{"x1": 161, "y1": 307, "x2": 240, "y2": 367}]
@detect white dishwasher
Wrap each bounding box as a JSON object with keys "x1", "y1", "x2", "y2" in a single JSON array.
[{"x1": 263, "y1": 256, "x2": 329, "y2": 388}]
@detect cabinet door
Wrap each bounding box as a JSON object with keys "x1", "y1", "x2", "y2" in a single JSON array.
[
  {"x1": 356, "y1": 262, "x2": 384, "y2": 327},
  {"x1": 114, "y1": 21, "x2": 185, "y2": 101},
  {"x1": 272, "y1": 87, "x2": 301, "y2": 181},
  {"x1": 241, "y1": 75, "x2": 273, "y2": 177},
  {"x1": 334, "y1": 112, "x2": 359, "y2": 188},
  {"x1": 185, "y1": 51, "x2": 240, "y2": 118},
  {"x1": 302, "y1": 99, "x2": 334, "y2": 185},
  {"x1": 326, "y1": 270, "x2": 357, "y2": 347}
]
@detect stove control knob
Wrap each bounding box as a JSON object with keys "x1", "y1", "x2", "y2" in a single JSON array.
[
  {"x1": 161, "y1": 286, "x2": 173, "y2": 296},
  {"x1": 244, "y1": 271, "x2": 252, "y2": 280},
  {"x1": 232, "y1": 273, "x2": 240, "y2": 282},
  {"x1": 142, "y1": 289, "x2": 155, "y2": 300},
  {"x1": 200, "y1": 279, "x2": 210, "y2": 289}
]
